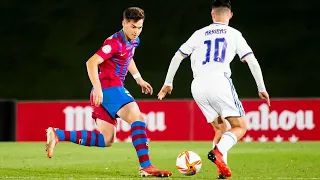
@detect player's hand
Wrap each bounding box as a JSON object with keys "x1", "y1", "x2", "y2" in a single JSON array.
[
  {"x1": 136, "y1": 78, "x2": 153, "y2": 95},
  {"x1": 158, "y1": 85, "x2": 173, "y2": 100},
  {"x1": 93, "y1": 88, "x2": 103, "y2": 106},
  {"x1": 259, "y1": 91, "x2": 270, "y2": 106}
]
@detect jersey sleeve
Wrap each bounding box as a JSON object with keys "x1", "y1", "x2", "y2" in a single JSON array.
[
  {"x1": 96, "y1": 39, "x2": 119, "y2": 60},
  {"x1": 178, "y1": 31, "x2": 199, "y2": 56},
  {"x1": 235, "y1": 32, "x2": 253, "y2": 60}
]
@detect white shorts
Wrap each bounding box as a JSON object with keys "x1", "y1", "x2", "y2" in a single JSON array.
[{"x1": 191, "y1": 74, "x2": 245, "y2": 123}]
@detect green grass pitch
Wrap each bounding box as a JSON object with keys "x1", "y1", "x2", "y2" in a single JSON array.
[{"x1": 0, "y1": 142, "x2": 320, "y2": 179}]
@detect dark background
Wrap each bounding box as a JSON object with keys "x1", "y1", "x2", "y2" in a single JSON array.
[{"x1": 1, "y1": 0, "x2": 319, "y2": 100}]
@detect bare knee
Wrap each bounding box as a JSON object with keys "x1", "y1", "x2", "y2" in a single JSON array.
[
  {"x1": 227, "y1": 116, "x2": 247, "y2": 139},
  {"x1": 100, "y1": 130, "x2": 114, "y2": 147},
  {"x1": 212, "y1": 117, "x2": 228, "y2": 133},
  {"x1": 95, "y1": 119, "x2": 116, "y2": 147},
  {"x1": 226, "y1": 116, "x2": 247, "y2": 139},
  {"x1": 136, "y1": 113, "x2": 145, "y2": 122},
  {"x1": 226, "y1": 116, "x2": 247, "y2": 140},
  {"x1": 105, "y1": 141, "x2": 113, "y2": 147},
  {"x1": 117, "y1": 102, "x2": 145, "y2": 124},
  {"x1": 128, "y1": 113, "x2": 145, "y2": 125},
  {"x1": 236, "y1": 120, "x2": 247, "y2": 132},
  {"x1": 101, "y1": 129, "x2": 114, "y2": 147},
  {"x1": 227, "y1": 116, "x2": 247, "y2": 129}
]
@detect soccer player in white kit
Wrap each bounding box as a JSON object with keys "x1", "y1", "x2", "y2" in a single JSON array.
[{"x1": 158, "y1": 0, "x2": 270, "y2": 178}]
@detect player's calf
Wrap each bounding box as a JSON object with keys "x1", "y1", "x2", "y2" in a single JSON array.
[
  {"x1": 45, "y1": 127, "x2": 113, "y2": 158},
  {"x1": 55, "y1": 129, "x2": 107, "y2": 147},
  {"x1": 95, "y1": 119, "x2": 116, "y2": 147},
  {"x1": 98, "y1": 129, "x2": 115, "y2": 147},
  {"x1": 46, "y1": 127, "x2": 113, "y2": 157},
  {"x1": 130, "y1": 120, "x2": 152, "y2": 168},
  {"x1": 216, "y1": 117, "x2": 247, "y2": 155},
  {"x1": 117, "y1": 102, "x2": 172, "y2": 176},
  {"x1": 227, "y1": 116, "x2": 247, "y2": 140},
  {"x1": 117, "y1": 102, "x2": 151, "y2": 167},
  {"x1": 211, "y1": 117, "x2": 228, "y2": 147},
  {"x1": 208, "y1": 117, "x2": 246, "y2": 177},
  {"x1": 52, "y1": 118, "x2": 116, "y2": 148},
  {"x1": 117, "y1": 103, "x2": 154, "y2": 168}
]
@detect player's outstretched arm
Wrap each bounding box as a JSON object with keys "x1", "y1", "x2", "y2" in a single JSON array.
[
  {"x1": 128, "y1": 59, "x2": 153, "y2": 95},
  {"x1": 242, "y1": 54, "x2": 270, "y2": 106},
  {"x1": 86, "y1": 54, "x2": 104, "y2": 106},
  {"x1": 158, "y1": 51, "x2": 186, "y2": 100}
]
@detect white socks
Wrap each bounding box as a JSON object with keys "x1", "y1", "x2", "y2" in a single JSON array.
[
  {"x1": 216, "y1": 132, "x2": 237, "y2": 155},
  {"x1": 223, "y1": 152, "x2": 228, "y2": 164}
]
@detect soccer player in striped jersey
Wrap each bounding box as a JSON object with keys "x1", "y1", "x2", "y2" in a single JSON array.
[
  {"x1": 45, "y1": 7, "x2": 172, "y2": 177},
  {"x1": 158, "y1": 0, "x2": 270, "y2": 178}
]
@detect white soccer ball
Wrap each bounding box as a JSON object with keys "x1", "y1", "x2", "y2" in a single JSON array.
[{"x1": 176, "y1": 150, "x2": 202, "y2": 176}]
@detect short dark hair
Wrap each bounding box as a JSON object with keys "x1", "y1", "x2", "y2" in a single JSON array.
[
  {"x1": 123, "y1": 7, "x2": 145, "y2": 22},
  {"x1": 212, "y1": 0, "x2": 231, "y2": 10}
]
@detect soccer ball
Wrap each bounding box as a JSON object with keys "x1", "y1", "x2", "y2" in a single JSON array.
[{"x1": 176, "y1": 150, "x2": 202, "y2": 176}]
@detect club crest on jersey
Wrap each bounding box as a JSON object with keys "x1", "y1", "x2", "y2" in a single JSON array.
[{"x1": 102, "y1": 45, "x2": 112, "y2": 54}]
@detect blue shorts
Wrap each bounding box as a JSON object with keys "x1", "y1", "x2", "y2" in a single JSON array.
[{"x1": 101, "y1": 86, "x2": 135, "y2": 118}]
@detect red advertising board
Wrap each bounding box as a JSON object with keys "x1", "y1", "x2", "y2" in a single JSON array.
[
  {"x1": 240, "y1": 99, "x2": 317, "y2": 143},
  {"x1": 16, "y1": 99, "x2": 319, "y2": 142},
  {"x1": 16, "y1": 101, "x2": 194, "y2": 142}
]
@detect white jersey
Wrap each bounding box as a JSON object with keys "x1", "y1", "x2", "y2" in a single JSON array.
[{"x1": 179, "y1": 22, "x2": 252, "y2": 79}]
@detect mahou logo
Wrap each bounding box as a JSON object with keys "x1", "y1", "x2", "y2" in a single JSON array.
[
  {"x1": 116, "y1": 111, "x2": 166, "y2": 132},
  {"x1": 63, "y1": 106, "x2": 166, "y2": 132},
  {"x1": 246, "y1": 103, "x2": 315, "y2": 131}
]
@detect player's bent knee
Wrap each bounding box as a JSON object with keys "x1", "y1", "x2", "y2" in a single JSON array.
[
  {"x1": 101, "y1": 133, "x2": 114, "y2": 147},
  {"x1": 117, "y1": 102, "x2": 145, "y2": 124},
  {"x1": 240, "y1": 117, "x2": 248, "y2": 131},
  {"x1": 136, "y1": 113, "x2": 145, "y2": 122},
  {"x1": 226, "y1": 116, "x2": 247, "y2": 129},
  {"x1": 126, "y1": 113, "x2": 145, "y2": 124},
  {"x1": 237, "y1": 118, "x2": 247, "y2": 130},
  {"x1": 121, "y1": 111, "x2": 145, "y2": 125},
  {"x1": 105, "y1": 141, "x2": 113, "y2": 147},
  {"x1": 211, "y1": 118, "x2": 228, "y2": 133}
]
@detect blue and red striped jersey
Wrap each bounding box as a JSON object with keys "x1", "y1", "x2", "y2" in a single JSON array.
[{"x1": 96, "y1": 30, "x2": 140, "y2": 88}]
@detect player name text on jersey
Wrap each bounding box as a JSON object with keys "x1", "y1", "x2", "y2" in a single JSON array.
[{"x1": 205, "y1": 29, "x2": 227, "y2": 36}]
